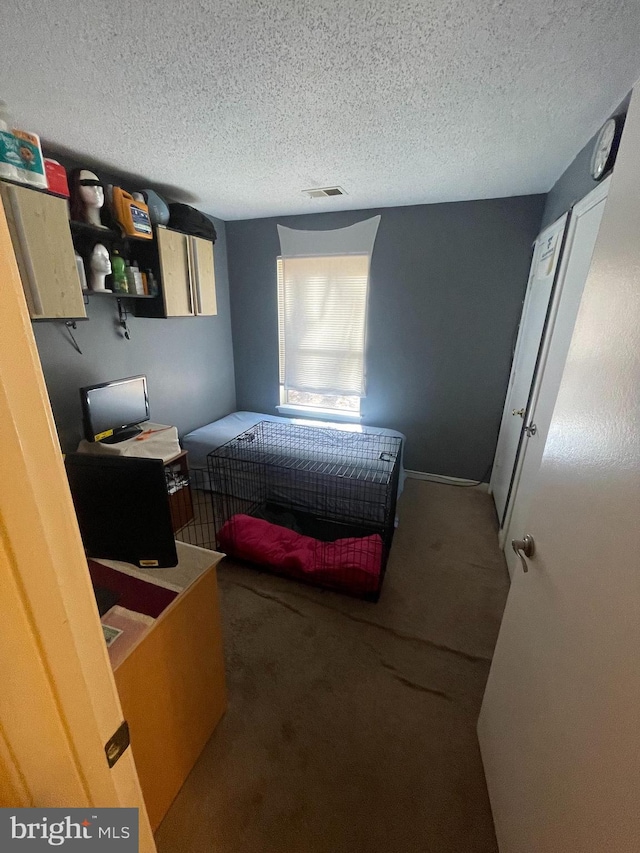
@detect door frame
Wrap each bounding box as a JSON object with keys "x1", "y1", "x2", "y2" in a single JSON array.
[
  {"x1": 498, "y1": 176, "x2": 611, "y2": 550},
  {"x1": 0, "y1": 196, "x2": 156, "y2": 851}
]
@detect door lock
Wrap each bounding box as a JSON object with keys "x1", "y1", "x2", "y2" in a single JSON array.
[
  {"x1": 104, "y1": 720, "x2": 130, "y2": 768},
  {"x1": 512, "y1": 534, "x2": 535, "y2": 573},
  {"x1": 512, "y1": 408, "x2": 525, "y2": 417},
  {"x1": 524, "y1": 422, "x2": 538, "y2": 437}
]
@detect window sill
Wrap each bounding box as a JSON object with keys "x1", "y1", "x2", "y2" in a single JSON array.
[{"x1": 276, "y1": 405, "x2": 363, "y2": 423}]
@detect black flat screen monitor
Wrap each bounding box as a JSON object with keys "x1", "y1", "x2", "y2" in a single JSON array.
[
  {"x1": 64, "y1": 454, "x2": 178, "y2": 568},
  {"x1": 80, "y1": 375, "x2": 150, "y2": 444}
]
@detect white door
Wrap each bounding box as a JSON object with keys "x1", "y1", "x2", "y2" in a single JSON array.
[
  {"x1": 502, "y1": 177, "x2": 610, "y2": 577},
  {"x1": 478, "y1": 88, "x2": 640, "y2": 852},
  {"x1": 490, "y1": 214, "x2": 568, "y2": 523}
]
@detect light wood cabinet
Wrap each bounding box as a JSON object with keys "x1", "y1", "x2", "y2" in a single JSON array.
[
  {"x1": 101, "y1": 544, "x2": 227, "y2": 830},
  {"x1": 156, "y1": 226, "x2": 191, "y2": 316},
  {"x1": 191, "y1": 235, "x2": 217, "y2": 315},
  {"x1": 155, "y1": 226, "x2": 217, "y2": 318},
  {"x1": 0, "y1": 182, "x2": 86, "y2": 320}
]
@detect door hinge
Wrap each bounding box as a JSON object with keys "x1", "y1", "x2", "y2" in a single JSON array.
[{"x1": 105, "y1": 720, "x2": 130, "y2": 768}]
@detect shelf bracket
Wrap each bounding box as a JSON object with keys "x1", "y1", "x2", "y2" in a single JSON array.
[
  {"x1": 116, "y1": 298, "x2": 131, "y2": 340},
  {"x1": 64, "y1": 320, "x2": 83, "y2": 355}
]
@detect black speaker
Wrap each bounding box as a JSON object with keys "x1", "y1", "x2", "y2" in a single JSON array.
[{"x1": 64, "y1": 453, "x2": 178, "y2": 568}]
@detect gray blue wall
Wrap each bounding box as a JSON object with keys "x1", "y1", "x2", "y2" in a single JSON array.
[
  {"x1": 33, "y1": 214, "x2": 236, "y2": 453},
  {"x1": 227, "y1": 196, "x2": 545, "y2": 480},
  {"x1": 541, "y1": 93, "x2": 631, "y2": 228},
  {"x1": 31, "y1": 89, "x2": 634, "y2": 474}
]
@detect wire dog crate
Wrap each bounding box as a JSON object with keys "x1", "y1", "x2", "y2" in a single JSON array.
[{"x1": 190, "y1": 421, "x2": 402, "y2": 600}]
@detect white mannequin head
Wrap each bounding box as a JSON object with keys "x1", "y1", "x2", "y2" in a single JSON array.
[
  {"x1": 89, "y1": 243, "x2": 112, "y2": 291},
  {"x1": 79, "y1": 169, "x2": 104, "y2": 208},
  {"x1": 77, "y1": 169, "x2": 106, "y2": 227}
]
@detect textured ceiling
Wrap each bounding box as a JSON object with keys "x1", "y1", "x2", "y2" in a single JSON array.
[{"x1": 1, "y1": 0, "x2": 640, "y2": 220}]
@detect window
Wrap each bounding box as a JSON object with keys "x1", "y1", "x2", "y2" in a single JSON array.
[{"x1": 277, "y1": 254, "x2": 370, "y2": 416}]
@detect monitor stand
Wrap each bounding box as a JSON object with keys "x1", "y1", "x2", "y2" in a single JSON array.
[{"x1": 100, "y1": 425, "x2": 144, "y2": 445}]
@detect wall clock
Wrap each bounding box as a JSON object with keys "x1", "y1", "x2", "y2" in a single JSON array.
[{"x1": 590, "y1": 117, "x2": 622, "y2": 181}]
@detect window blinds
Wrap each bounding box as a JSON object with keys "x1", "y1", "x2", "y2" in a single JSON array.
[
  {"x1": 278, "y1": 254, "x2": 370, "y2": 396},
  {"x1": 277, "y1": 216, "x2": 380, "y2": 399}
]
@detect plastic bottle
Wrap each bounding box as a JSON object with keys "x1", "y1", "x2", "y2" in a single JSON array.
[
  {"x1": 130, "y1": 260, "x2": 144, "y2": 294},
  {"x1": 12, "y1": 128, "x2": 47, "y2": 188},
  {"x1": 112, "y1": 187, "x2": 152, "y2": 239},
  {"x1": 125, "y1": 260, "x2": 137, "y2": 295},
  {"x1": 75, "y1": 252, "x2": 88, "y2": 292},
  {"x1": 111, "y1": 249, "x2": 128, "y2": 294},
  {"x1": 146, "y1": 269, "x2": 158, "y2": 297},
  {"x1": 0, "y1": 101, "x2": 19, "y2": 181}
]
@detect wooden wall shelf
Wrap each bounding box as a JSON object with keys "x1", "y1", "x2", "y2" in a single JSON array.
[
  {"x1": 70, "y1": 220, "x2": 151, "y2": 242},
  {"x1": 0, "y1": 176, "x2": 65, "y2": 199},
  {"x1": 82, "y1": 290, "x2": 156, "y2": 299},
  {"x1": 70, "y1": 220, "x2": 118, "y2": 239}
]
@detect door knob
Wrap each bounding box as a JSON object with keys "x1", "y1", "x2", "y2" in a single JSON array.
[
  {"x1": 512, "y1": 408, "x2": 525, "y2": 417},
  {"x1": 512, "y1": 534, "x2": 535, "y2": 573},
  {"x1": 524, "y1": 422, "x2": 538, "y2": 437}
]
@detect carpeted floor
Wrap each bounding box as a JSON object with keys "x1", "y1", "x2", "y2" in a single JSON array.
[{"x1": 155, "y1": 478, "x2": 510, "y2": 853}]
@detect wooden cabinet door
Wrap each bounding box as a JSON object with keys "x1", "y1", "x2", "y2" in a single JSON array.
[
  {"x1": 156, "y1": 226, "x2": 193, "y2": 317},
  {"x1": 1, "y1": 183, "x2": 86, "y2": 319},
  {"x1": 113, "y1": 565, "x2": 227, "y2": 830},
  {"x1": 190, "y1": 235, "x2": 217, "y2": 316}
]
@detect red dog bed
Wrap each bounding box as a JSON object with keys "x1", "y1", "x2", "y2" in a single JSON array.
[{"x1": 218, "y1": 514, "x2": 383, "y2": 595}]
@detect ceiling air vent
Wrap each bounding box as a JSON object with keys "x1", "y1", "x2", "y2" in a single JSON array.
[{"x1": 302, "y1": 186, "x2": 347, "y2": 199}]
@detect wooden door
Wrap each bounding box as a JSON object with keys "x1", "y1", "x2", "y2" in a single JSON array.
[
  {"x1": 0, "y1": 196, "x2": 155, "y2": 851},
  {"x1": 157, "y1": 226, "x2": 193, "y2": 317},
  {"x1": 0, "y1": 183, "x2": 86, "y2": 320},
  {"x1": 502, "y1": 178, "x2": 609, "y2": 576},
  {"x1": 490, "y1": 214, "x2": 568, "y2": 524},
  {"x1": 478, "y1": 88, "x2": 640, "y2": 852},
  {"x1": 190, "y1": 235, "x2": 217, "y2": 315}
]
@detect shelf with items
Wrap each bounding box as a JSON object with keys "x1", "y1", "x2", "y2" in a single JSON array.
[
  {"x1": 82, "y1": 290, "x2": 155, "y2": 299},
  {"x1": 71, "y1": 225, "x2": 159, "y2": 297},
  {"x1": 2, "y1": 165, "x2": 216, "y2": 323},
  {"x1": 70, "y1": 220, "x2": 119, "y2": 240},
  {"x1": 70, "y1": 219, "x2": 153, "y2": 242},
  {"x1": 164, "y1": 451, "x2": 194, "y2": 533}
]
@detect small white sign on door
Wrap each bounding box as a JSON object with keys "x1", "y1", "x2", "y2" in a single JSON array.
[{"x1": 537, "y1": 232, "x2": 559, "y2": 279}]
